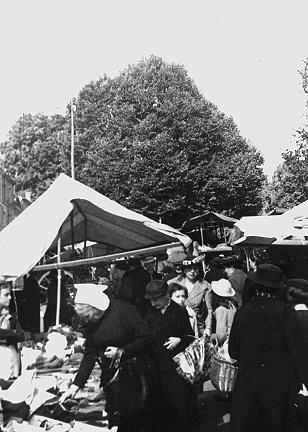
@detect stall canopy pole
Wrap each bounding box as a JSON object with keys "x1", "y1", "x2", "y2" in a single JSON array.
[
  {"x1": 200, "y1": 223, "x2": 204, "y2": 246},
  {"x1": 84, "y1": 216, "x2": 87, "y2": 259},
  {"x1": 70, "y1": 209, "x2": 75, "y2": 255},
  {"x1": 33, "y1": 242, "x2": 183, "y2": 272},
  {"x1": 73, "y1": 201, "x2": 87, "y2": 259},
  {"x1": 56, "y1": 230, "x2": 62, "y2": 326}
]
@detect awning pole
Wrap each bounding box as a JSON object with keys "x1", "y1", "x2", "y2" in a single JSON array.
[
  {"x1": 33, "y1": 242, "x2": 183, "y2": 272},
  {"x1": 200, "y1": 224, "x2": 204, "y2": 246},
  {"x1": 84, "y1": 216, "x2": 87, "y2": 258},
  {"x1": 223, "y1": 225, "x2": 227, "y2": 243},
  {"x1": 70, "y1": 209, "x2": 75, "y2": 254},
  {"x1": 244, "y1": 247, "x2": 250, "y2": 272},
  {"x1": 56, "y1": 230, "x2": 62, "y2": 326}
]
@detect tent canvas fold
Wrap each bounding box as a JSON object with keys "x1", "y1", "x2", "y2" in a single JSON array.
[{"x1": 0, "y1": 174, "x2": 191, "y2": 279}]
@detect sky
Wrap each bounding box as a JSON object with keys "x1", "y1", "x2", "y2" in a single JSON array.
[{"x1": 1, "y1": 0, "x2": 308, "y2": 178}]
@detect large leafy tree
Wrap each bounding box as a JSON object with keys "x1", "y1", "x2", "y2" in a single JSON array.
[
  {"x1": 263, "y1": 129, "x2": 308, "y2": 211},
  {"x1": 264, "y1": 58, "x2": 308, "y2": 211},
  {"x1": 74, "y1": 56, "x2": 265, "y2": 226},
  {"x1": 0, "y1": 113, "x2": 69, "y2": 197},
  {"x1": 1, "y1": 56, "x2": 265, "y2": 226}
]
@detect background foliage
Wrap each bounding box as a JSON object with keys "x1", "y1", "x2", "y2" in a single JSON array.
[
  {"x1": 1, "y1": 56, "x2": 266, "y2": 226},
  {"x1": 263, "y1": 58, "x2": 308, "y2": 213}
]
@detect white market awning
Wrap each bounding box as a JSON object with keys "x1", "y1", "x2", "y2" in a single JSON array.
[{"x1": 0, "y1": 174, "x2": 191, "y2": 279}]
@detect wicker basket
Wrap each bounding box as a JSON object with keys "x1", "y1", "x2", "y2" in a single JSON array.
[{"x1": 209, "y1": 353, "x2": 238, "y2": 393}]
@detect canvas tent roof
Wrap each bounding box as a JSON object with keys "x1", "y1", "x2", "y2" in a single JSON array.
[
  {"x1": 233, "y1": 200, "x2": 308, "y2": 246},
  {"x1": 181, "y1": 211, "x2": 237, "y2": 232},
  {"x1": 0, "y1": 174, "x2": 191, "y2": 279}
]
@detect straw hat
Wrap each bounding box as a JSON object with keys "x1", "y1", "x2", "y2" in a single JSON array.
[
  {"x1": 211, "y1": 279, "x2": 235, "y2": 297},
  {"x1": 74, "y1": 283, "x2": 110, "y2": 311}
]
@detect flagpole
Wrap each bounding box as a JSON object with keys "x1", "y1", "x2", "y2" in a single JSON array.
[{"x1": 70, "y1": 100, "x2": 75, "y2": 180}]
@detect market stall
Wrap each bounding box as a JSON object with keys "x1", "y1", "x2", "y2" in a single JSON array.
[
  {"x1": 180, "y1": 211, "x2": 237, "y2": 247},
  {"x1": 231, "y1": 200, "x2": 308, "y2": 277},
  {"x1": 0, "y1": 174, "x2": 191, "y2": 430}
]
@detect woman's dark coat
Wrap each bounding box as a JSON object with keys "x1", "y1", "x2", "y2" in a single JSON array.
[
  {"x1": 145, "y1": 300, "x2": 198, "y2": 432},
  {"x1": 0, "y1": 313, "x2": 24, "y2": 348},
  {"x1": 74, "y1": 300, "x2": 154, "y2": 387},
  {"x1": 73, "y1": 300, "x2": 157, "y2": 432},
  {"x1": 229, "y1": 297, "x2": 308, "y2": 432}
]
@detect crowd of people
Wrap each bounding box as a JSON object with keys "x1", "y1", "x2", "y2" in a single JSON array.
[{"x1": 1, "y1": 248, "x2": 308, "y2": 431}]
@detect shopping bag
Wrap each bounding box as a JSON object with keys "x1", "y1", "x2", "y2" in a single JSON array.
[
  {"x1": 173, "y1": 335, "x2": 215, "y2": 384},
  {"x1": 209, "y1": 352, "x2": 238, "y2": 393}
]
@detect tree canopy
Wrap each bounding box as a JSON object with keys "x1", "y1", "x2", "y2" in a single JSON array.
[
  {"x1": 264, "y1": 58, "x2": 308, "y2": 212},
  {"x1": 1, "y1": 56, "x2": 266, "y2": 226},
  {"x1": 0, "y1": 113, "x2": 68, "y2": 197}
]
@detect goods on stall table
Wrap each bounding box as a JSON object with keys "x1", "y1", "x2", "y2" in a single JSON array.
[{"x1": 29, "y1": 414, "x2": 114, "y2": 431}]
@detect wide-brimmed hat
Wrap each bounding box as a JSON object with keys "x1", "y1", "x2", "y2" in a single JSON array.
[
  {"x1": 145, "y1": 280, "x2": 168, "y2": 299},
  {"x1": 247, "y1": 264, "x2": 285, "y2": 290},
  {"x1": 211, "y1": 279, "x2": 235, "y2": 297},
  {"x1": 287, "y1": 278, "x2": 308, "y2": 293},
  {"x1": 182, "y1": 254, "x2": 204, "y2": 267},
  {"x1": 74, "y1": 283, "x2": 110, "y2": 311}
]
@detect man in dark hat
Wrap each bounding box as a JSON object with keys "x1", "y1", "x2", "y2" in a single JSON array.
[
  {"x1": 117, "y1": 258, "x2": 151, "y2": 318},
  {"x1": 229, "y1": 264, "x2": 308, "y2": 432},
  {"x1": 204, "y1": 256, "x2": 226, "y2": 283}
]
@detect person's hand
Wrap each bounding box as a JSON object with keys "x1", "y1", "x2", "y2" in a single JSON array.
[
  {"x1": 104, "y1": 346, "x2": 119, "y2": 359},
  {"x1": 163, "y1": 337, "x2": 181, "y2": 350},
  {"x1": 59, "y1": 384, "x2": 79, "y2": 403},
  {"x1": 299, "y1": 384, "x2": 308, "y2": 396}
]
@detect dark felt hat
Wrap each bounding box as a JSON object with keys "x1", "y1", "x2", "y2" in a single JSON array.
[
  {"x1": 247, "y1": 264, "x2": 285, "y2": 290},
  {"x1": 221, "y1": 255, "x2": 239, "y2": 267},
  {"x1": 145, "y1": 280, "x2": 169, "y2": 299},
  {"x1": 287, "y1": 278, "x2": 308, "y2": 293}
]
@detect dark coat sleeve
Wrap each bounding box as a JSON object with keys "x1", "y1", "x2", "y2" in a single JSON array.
[
  {"x1": 283, "y1": 306, "x2": 308, "y2": 388},
  {"x1": 176, "y1": 306, "x2": 195, "y2": 353},
  {"x1": 74, "y1": 304, "x2": 154, "y2": 389},
  {"x1": 121, "y1": 304, "x2": 155, "y2": 360},
  {"x1": 228, "y1": 309, "x2": 241, "y2": 361},
  {"x1": 73, "y1": 335, "x2": 98, "y2": 389},
  {"x1": 0, "y1": 315, "x2": 25, "y2": 346}
]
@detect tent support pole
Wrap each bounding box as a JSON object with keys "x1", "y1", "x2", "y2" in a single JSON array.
[
  {"x1": 56, "y1": 230, "x2": 62, "y2": 326},
  {"x1": 73, "y1": 201, "x2": 87, "y2": 258},
  {"x1": 84, "y1": 217, "x2": 87, "y2": 258},
  {"x1": 70, "y1": 209, "x2": 75, "y2": 254},
  {"x1": 200, "y1": 224, "x2": 204, "y2": 246},
  {"x1": 33, "y1": 242, "x2": 184, "y2": 272},
  {"x1": 223, "y1": 225, "x2": 227, "y2": 243}
]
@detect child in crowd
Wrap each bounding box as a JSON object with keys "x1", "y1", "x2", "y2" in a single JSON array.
[{"x1": 168, "y1": 283, "x2": 198, "y2": 338}]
